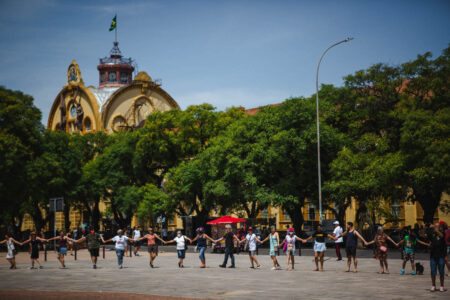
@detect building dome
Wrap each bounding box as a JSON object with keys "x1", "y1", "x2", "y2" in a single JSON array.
[{"x1": 133, "y1": 71, "x2": 152, "y2": 82}]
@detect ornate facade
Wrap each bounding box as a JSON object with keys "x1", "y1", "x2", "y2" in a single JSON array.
[{"x1": 47, "y1": 41, "x2": 179, "y2": 134}]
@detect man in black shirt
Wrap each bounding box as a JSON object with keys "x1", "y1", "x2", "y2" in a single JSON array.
[
  {"x1": 305, "y1": 225, "x2": 335, "y2": 271},
  {"x1": 215, "y1": 224, "x2": 240, "y2": 268},
  {"x1": 425, "y1": 222, "x2": 447, "y2": 292}
]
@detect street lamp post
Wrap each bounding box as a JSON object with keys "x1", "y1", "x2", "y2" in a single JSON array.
[{"x1": 315, "y1": 37, "x2": 353, "y2": 224}]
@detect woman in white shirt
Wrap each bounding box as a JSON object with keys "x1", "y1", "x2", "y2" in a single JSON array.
[
  {"x1": 240, "y1": 227, "x2": 263, "y2": 269},
  {"x1": 165, "y1": 230, "x2": 192, "y2": 268},
  {"x1": 280, "y1": 228, "x2": 307, "y2": 270},
  {"x1": 102, "y1": 229, "x2": 132, "y2": 269},
  {"x1": 132, "y1": 227, "x2": 142, "y2": 256},
  {"x1": 0, "y1": 233, "x2": 21, "y2": 269}
]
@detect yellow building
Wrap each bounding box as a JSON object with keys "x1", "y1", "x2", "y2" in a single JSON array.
[{"x1": 22, "y1": 41, "x2": 180, "y2": 232}]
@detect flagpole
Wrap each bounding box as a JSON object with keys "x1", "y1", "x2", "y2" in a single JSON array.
[{"x1": 115, "y1": 15, "x2": 117, "y2": 43}]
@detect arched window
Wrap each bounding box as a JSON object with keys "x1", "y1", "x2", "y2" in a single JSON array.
[
  {"x1": 84, "y1": 117, "x2": 92, "y2": 132},
  {"x1": 69, "y1": 103, "x2": 77, "y2": 118},
  {"x1": 112, "y1": 115, "x2": 127, "y2": 132}
]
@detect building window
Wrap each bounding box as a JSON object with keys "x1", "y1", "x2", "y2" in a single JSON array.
[
  {"x1": 112, "y1": 115, "x2": 127, "y2": 132},
  {"x1": 282, "y1": 210, "x2": 291, "y2": 221},
  {"x1": 260, "y1": 208, "x2": 268, "y2": 219},
  {"x1": 109, "y1": 72, "x2": 116, "y2": 82},
  {"x1": 120, "y1": 72, "x2": 129, "y2": 84},
  {"x1": 69, "y1": 103, "x2": 77, "y2": 118},
  {"x1": 84, "y1": 117, "x2": 92, "y2": 132},
  {"x1": 100, "y1": 72, "x2": 107, "y2": 83}
]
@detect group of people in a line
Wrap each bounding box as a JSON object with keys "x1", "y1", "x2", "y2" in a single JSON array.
[{"x1": 1, "y1": 221, "x2": 449, "y2": 293}]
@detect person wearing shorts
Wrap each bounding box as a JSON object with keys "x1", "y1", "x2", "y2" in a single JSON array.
[
  {"x1": 341, "y1": 222, "x2": 367, "y2": 273},
  {"x1": 305, "y1": 225, "x2": 335, "y2": 271},
  {"x1": 21, "y1": 232, "x2": 47, "y2": 269},
  {"x1": 397, "y1": 227, "x2": 428, "y2": 275},
  {"x1": 241, "y1": 227, "x2": 263, "y2": 269},
  {"x1": 165, "y1": 231, "x2": 192, "y2": 268},
  {"x1": 69, "y1": 226, "x2": 102, "y2": 269},
  {"x1": 137, "y1": 227, "x2": 165, "y2": 268},
  {"x1": 261, "y1": 226, "x2": 281, "y2": 270},
  {"x1": 366, "y1": 226, "x2": 397, "y2": 274},
  {"x1": 48, "y1": 231, "x2": 70, "y2": 268},
  {"x1": 279, "y1": 228, "x2": 307, "y2": 271},
  {"x1": 0, "y1": 233, "x2": 21, "y2": 269}
]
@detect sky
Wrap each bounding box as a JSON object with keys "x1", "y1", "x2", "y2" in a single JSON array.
[{"x1": 0, "y1": 0, "x2": 449, "y2": 124}]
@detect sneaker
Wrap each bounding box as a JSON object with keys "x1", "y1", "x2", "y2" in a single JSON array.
[
  {"x1": 219, "y1": 265, "x2": 226, "y2": 268},
  {"x1": 400, "y1": 269, "x2": 405, "y2": 275},
  {"x1": 228, "y1": 265, "x2": 235, "y2": 268},
  {"x1": 439, "y1": 286, "x2": 446, "y2": 292},
  {"x1": 39, "y1": 266, "x2": 43, "y2": 269},
  {"x1": 29, "y1": 267, "x2": 36, "y2": 269},
  {"x1": 119, "y1": 265, "x2": 123, "y2": 269},
  {"x1": 93, "y1": 264, "x2": 97, "y2": 269},
  {"x1": 430, "y1": 286, "x2": 436, "y2": 292},
  {"x1": 410, "y1": 271, "x2": 416, "y2": 275},
  {"x1": 256, "y1": 265, "x2": 261, "y2": 269}
]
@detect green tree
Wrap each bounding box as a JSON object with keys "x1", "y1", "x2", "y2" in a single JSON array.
[{"x1": 0, "y1": 86, "x2": 42, "y2": 232}]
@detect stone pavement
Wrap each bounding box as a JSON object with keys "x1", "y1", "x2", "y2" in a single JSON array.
[{"x1": 0, "y1": 248, "x2": 448, "y2": 300}]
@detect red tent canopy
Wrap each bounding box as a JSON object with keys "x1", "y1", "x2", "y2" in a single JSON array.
[{"x1": 207, "y1": 215, "x2": 246, "y2": 225}]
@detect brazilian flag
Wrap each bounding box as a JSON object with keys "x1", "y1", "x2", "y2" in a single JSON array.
[{"x1": 109, "y1": 15, "x2": 117, "y2": 31}]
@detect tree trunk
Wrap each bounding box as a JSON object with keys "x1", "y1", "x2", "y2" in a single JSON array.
[
  {"x1": 418, "y1": 194, "x2": 439, "y2": 224},
  {"x1": 64, "y1": 202, "x2": 71, "y2": 232},
  {"x1": 31, "y1": 202, "x2": 44, "y2": 232},
  {"x1": 92, "y1": 200, "x2": 101, "y2": 230},
  {"x1": 285, "y1": 205, "x2": 304, "y2": 235}
]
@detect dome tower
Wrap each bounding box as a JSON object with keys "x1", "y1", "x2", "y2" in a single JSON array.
[{"x1": 97, "y1": 41, "x2": 134, "y2": 88}]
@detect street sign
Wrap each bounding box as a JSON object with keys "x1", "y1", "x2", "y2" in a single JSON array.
[{"x1": 49, "y1": 197, "x2": 64, "y2": 212}]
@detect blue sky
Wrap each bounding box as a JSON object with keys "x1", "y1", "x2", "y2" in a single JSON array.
[{"x1": 0, "y1": 0, "x2": 449, "y2": 124}]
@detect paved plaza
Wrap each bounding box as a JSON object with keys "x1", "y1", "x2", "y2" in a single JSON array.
[{"x1": 0, "y1": 247, "x2": 447, "y2": 300}]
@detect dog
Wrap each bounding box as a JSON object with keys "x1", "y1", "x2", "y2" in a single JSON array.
[{"x1": 415, "y1": 262, "x2": 424, "y2": 275}]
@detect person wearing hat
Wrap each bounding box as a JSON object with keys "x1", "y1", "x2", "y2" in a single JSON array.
[
  {"x1": 215, "y1": 224, "x2": 241, "y2": 268},
  {"x1": 279, "y1": 228, "x2": 308, "y2": 270},
  {"x1": 68, "y1": 226, "x2": 103, "y2": 269},
  {"x1": 332, "y1": 221, "x2": 343, "y2": 261},
  {"x1": 191, "y1": 227, "x2": 215, "y2": 268},
  {"x1": 239, "y1": 227, "x2": 264, "y2": 269}
]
